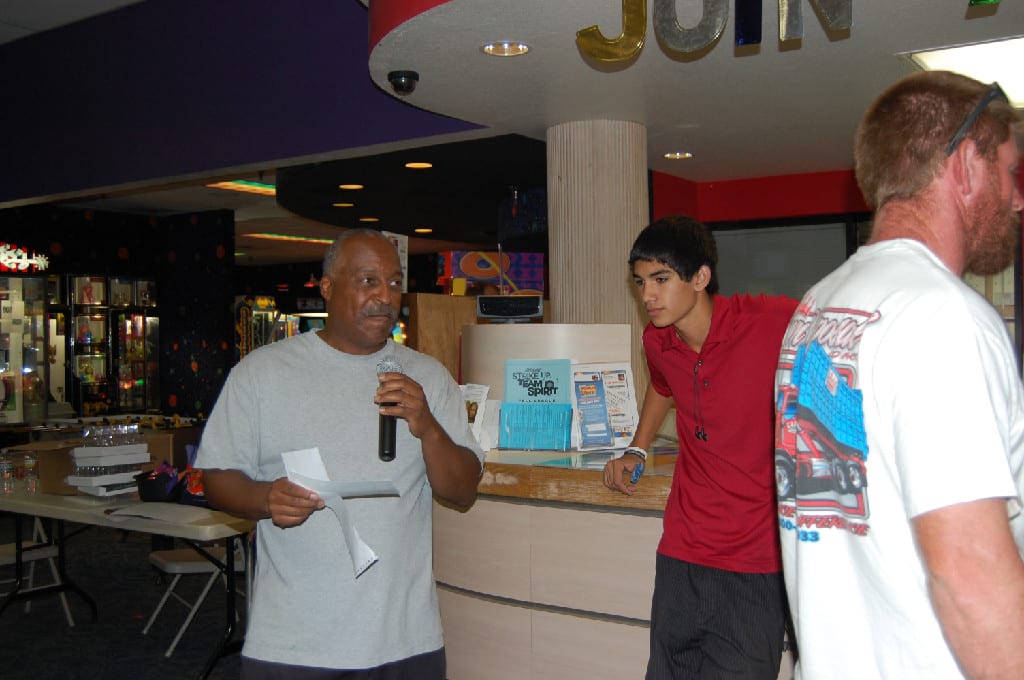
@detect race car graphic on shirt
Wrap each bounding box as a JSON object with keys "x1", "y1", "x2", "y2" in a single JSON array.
[
  {"x1": 776, "y1": 299, "x2": 880, "y2": 526},
  {"x1": 776, "y1": 342, "x2": 869, "y2": 517}
]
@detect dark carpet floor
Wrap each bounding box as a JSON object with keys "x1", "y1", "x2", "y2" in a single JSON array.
[{"x1": 0, "y1": 515, "x2": 243, "y2": 680}]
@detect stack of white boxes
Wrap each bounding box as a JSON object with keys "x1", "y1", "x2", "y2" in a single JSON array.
[{"x1": 65, "y1": 424, "x2": 151, "y2": 497}]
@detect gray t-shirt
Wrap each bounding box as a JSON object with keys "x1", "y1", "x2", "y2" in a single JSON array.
[{"x1": 196, "y1": 332, "x2": 483, "y2": 669}]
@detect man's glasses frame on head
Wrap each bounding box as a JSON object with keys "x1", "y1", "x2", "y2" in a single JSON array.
[{"x1": 945, "y1": 82, "x2": 1010, "y2": 157}]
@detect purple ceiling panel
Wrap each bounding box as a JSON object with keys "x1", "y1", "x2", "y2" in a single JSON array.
[{"x1": 0, "y1": 0, "x2": 479, "y2": 204}]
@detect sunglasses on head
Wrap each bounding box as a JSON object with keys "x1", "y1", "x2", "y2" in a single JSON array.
[{"x1": 945, "y1": 82, "x2": 1009, "y2": 157}]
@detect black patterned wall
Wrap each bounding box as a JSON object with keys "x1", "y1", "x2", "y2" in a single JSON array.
[
  {"x1": 0, "y1": 206, "x2": 234, "y2": 419},
  {"x1": 152, "y1": 212, "x2": 234, "y2": 418}
]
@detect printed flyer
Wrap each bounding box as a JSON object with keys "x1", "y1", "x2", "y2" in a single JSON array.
[
  {"x1": 459, "y1": 383, "x2": 490, "y2": 450},
  {"x1": 503, "y1": 358, "x2": 572, "y2": 404},
  {"x1": 571, "y1": 362, "x2": 639, "y2": 450},
  {"x1": 572, "y1": 369, "x2": 613, "y2": 448}
]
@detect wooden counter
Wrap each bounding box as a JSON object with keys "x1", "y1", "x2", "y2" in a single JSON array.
[
  {"x1": 434, "y1": 449, "x2": 794, "y2": 680},
  {"x1": 434, "y1": 449, "x2": 670, "y2": 680},
  {"x1": 476, "y1": 449, "x2": 674, "y2": 511}
]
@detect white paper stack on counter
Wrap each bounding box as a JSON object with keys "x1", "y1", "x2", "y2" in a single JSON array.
[{"x1": 66, "y1": 441, "x2": 152, "y2": 497}]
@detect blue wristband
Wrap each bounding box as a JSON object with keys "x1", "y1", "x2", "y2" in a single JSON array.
[{"x1": 630, "y1": 461, "x2": 645, "y2": 484}]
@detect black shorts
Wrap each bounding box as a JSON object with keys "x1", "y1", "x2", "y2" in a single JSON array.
[
  {"x1": 241, "y1": 648, "x2": 445, "y2": 680},
  {"x1": 646, "y1": 554, "x2": 785, "y2": 680}
]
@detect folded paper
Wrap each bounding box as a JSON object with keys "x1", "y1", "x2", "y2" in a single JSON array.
[{"x1": 282, "y1": 448, "x2": 398, "y2": 578}]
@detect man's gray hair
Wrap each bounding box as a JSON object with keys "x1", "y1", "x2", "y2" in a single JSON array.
[{"x1": 322, "y1": 229, "x2": 394, "y2": 279}]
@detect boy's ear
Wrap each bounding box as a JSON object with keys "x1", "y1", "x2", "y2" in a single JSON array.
[{"x1": 692, "y1": 265, "x2": 711, "y2": 292}]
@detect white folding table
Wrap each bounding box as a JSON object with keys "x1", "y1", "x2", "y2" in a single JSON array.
[{"x1": 0, "y1": 488, "x2": 253, "y2": 679}]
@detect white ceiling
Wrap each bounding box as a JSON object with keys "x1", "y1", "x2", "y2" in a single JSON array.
[
  {"x1": 366, "y1": 1, "x2": 1023, "y2": 182},
  {"x1": 4, "y1": 1, "x2": 1024, "y2": 265}
]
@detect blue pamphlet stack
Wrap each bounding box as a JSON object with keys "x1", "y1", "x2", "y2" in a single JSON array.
[{"x1": 499, "y1": 358, "x2": 573, "y2": 450}]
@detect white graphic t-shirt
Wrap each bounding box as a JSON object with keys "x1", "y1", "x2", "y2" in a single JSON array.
[{"x1": 775, "y1": 239, "x2": 1024, "y2": 679}]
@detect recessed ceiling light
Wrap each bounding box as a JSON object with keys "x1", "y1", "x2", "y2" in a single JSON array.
[
  {"x1": 359, "y1": 217, "x2": 379, "y2": 223},
  {"x1": 481, "y1": 41, "x2": 530, "y2": 57},
  {"x1": 414, "y1": 228, "x2": 433, "y2": 234},
  {"x1": 338, "y1": 184, "x2": 364, "y2": 190},
  {"x1": 908, "y1": 37, "x2": 1024, "y2": 108},
  {"x1": 405, "y1": 162, "x2": 432, "y2": 169},
  {"x1": 331, "y1": 202, "x2": 354, "y2": 208},
  {"x1": 664, "y1": 151, "x2": 694, "y2": 160}
]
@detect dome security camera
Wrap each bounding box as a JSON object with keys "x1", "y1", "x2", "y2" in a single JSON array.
[{"x1": 387, "y1": 70, "x2": 419, "y2": 96}]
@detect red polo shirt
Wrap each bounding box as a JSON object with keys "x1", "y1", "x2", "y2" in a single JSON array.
[{"x1": 645, "y1": 293, "x2": 798, "y2": 573}]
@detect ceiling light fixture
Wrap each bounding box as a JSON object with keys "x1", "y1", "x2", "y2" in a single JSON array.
[
  {"x1": 414, "y1": 228, "x2": 433, "y2": 234},
  {"x1": 207, "y1": 180, "x2": 276, "y2": 195},
  {"x1": 405, "y1": 162, "x2": 432, "y2": 169},
  {"x1": 907, "y1": 37, "x2": 1024, "y2": 108},
  {"x1": 664, "y1": 151, "x2": 694, "y2": 160},
  {"x1": 359, "y1": 217, "x2": 380, "y2": 223},
  {"x1": 242, "y1": 233, "x2": 334, "y2": 244},
  {"x1": 481, "y1": 41, "x2": 530, "y2": 57},
  {"x1": 338, "y1": 184, "x2": 364, "y2": 190},
  {"x1": 331, "y1": 202, "x2": 354, "y2": 208}
]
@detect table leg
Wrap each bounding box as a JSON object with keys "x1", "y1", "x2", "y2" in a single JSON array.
[
  {"x1": 195, "y1": 533, "x2": 248, "y2": 680},
  {"x1": 1, "y1": 516, "x2": 98, "y2": 622},
  {"x1": 55, "y1": 520, "x2": 99, "y2": 622},
  {"x1": 0, "y1": 512, "x2": 25, "y2": 616}
]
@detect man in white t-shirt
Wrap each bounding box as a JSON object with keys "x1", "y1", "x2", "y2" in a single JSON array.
[
  {"x1": 775, "y1": 71, "x2": 1024, "y2": 678},
  {"x1": 197, "y1": 230, "x2": 483, "y2": 679}
]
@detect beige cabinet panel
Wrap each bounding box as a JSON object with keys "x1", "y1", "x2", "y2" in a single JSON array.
[
  {"x1": 531, "y1": 610, "x2": 648, "y2": 680},
  {"x1": 439, "y1": 587, "x2": 649, "y2": 680},
  {"x1": 439, "y1": 588, "x2": 533, "y2": 680},
  {"x1": 529, "y1": 505, "x2": 659, "y2": 620},
  {"x1": 434, "y1": 498, "x2": 532, "y2": 601}
]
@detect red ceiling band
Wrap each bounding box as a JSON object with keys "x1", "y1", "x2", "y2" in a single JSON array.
[{"x1": 368, "y1": 0, "x2": 451, "y2": 51}]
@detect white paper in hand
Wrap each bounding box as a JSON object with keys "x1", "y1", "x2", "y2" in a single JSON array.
[
  {"x1": 281, "y1": 448, "x2": 330, "y2": 481},
  {"x1": 289, "y1": 471, "x2": 398, "y2": 499},
  {"x1": 322, "y1": 495, "x2": 379, "y2": 577},
  {"x1": 281, "y1": 448, "x2": 394, "y2": 578}
]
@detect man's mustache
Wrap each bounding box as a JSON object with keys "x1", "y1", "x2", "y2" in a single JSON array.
[{"x1": 362, "y1": 305, "x2": 398, "y2": 321}]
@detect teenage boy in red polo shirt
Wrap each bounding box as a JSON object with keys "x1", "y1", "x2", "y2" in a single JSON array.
[{"x1": 604, "y1": 215, "x2": 798, "y2": 679}]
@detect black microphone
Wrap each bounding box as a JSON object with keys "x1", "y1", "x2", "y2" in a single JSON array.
[{"x1": 376, "y1": 357, "x2": 402, "y2": 462}]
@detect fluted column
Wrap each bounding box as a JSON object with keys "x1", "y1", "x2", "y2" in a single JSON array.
[{"x1": 547, "y1": 120, "x2": 650, "y2": 398}]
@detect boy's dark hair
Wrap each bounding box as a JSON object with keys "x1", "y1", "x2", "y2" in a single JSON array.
[{"x1": 628, "y1": 215, "x2": 719, "y2": 295}]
